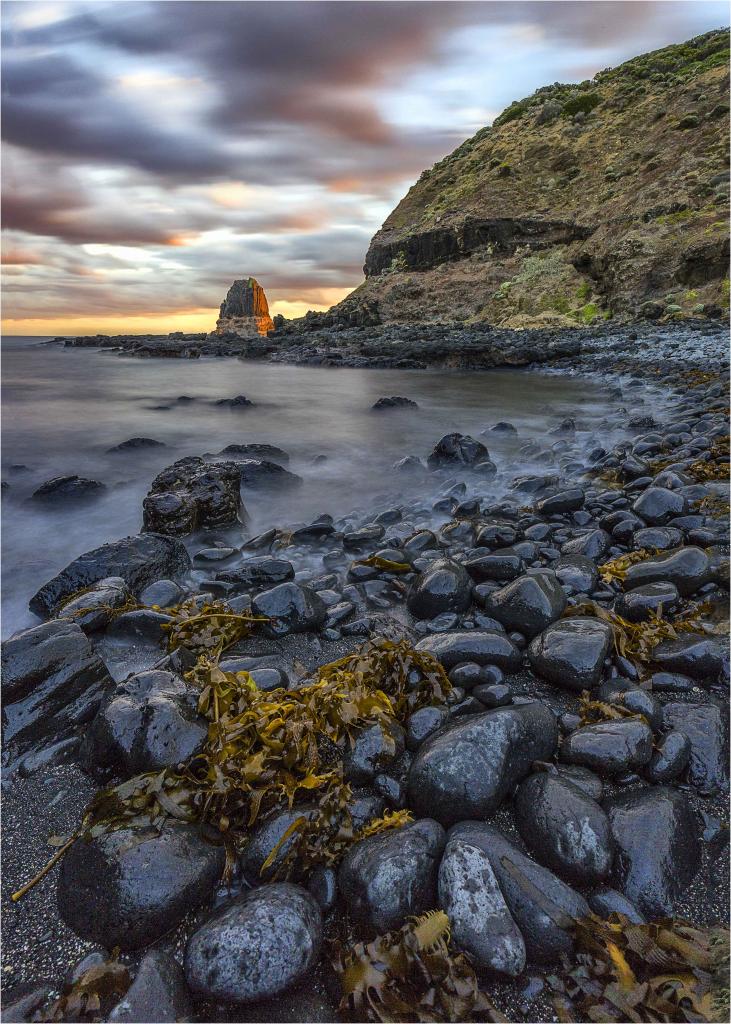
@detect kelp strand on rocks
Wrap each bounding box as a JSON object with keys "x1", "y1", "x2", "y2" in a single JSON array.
[
  {"x1": 548, "y1": 912, "x2": 729, "y2": 1023},
  {"x1": 334, "y1": 910, "x2": 506, "y2": 1023},
  {"x1": 598, "y1": 549, "x2": 654, "y2": 584},
  {"x1": 37, "y1": 950, "x2": 130, "y2": 1023}
]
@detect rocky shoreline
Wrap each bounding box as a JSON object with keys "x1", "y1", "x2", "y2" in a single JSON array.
[{"x1": 2, "y1": 327, "x2": 729, "y2": 1024}]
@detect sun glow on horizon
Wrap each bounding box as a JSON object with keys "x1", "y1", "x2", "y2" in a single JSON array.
[{"x1": 1, "y1": 289, "x2": 353, "y2": 337}]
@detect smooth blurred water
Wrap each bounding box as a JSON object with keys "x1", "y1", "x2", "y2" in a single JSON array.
[{"x1": 2, "y1": 336, "x2": 630, "y2": 637}]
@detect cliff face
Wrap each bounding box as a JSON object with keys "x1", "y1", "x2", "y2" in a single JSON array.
[
  {"x1": 215, "y1": 277, "x2": 274, "y2": 336},
  {"x1": 336, "y1": 30, "x2": 730, "y2": 328}
]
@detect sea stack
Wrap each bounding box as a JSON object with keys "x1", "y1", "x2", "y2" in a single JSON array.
[{"x1": 215, "y1": 277, "x2": 274, "y2": 337}]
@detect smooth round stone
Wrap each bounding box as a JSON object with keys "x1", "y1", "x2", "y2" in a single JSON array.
[
  {"x1": 614, "y1": 581, "x2": 679, "y2": 622},
  {"x1": 649, "y1": 671, "x2": 694, "y2": 692},
  {"x1": 415, "y1": 630, "x2": 521, "y2": 671},
  {"x1": 589, "y1": 887, "x2": 646, "y2": 924},
  {"x1": 554, "y1": 555, "x2": 598, "y2": 594},
  {"x1": 632, "y1": 526, "x2": 683, "y2": 550},
  {"x1": 139, "y1": 579, "x2": 184, "y2": 608},
  {"x1": 535, "y1": 488, "x2": 585, "y2": 514},
  {"x1": 481, "y1": 571, "x2": 566, "y2": 639},
  {"x1": 651, "y1": 635, "x2": 727, "y2": 682},
  {"x1": 464, "y1": 552, "x2": 524, "y2": 582},
  {"x1": 343, "y1": 718, "x2": 405, "y2": 784},
  {"x1": 406, "y1": 706, "x2": 448, "y2": 751},
  {"x1": 514, "y1": 772, "x2": 613, "y2": 886},
  {"x1": 561, "y1": 719, "x2": 654, "y2": 774},
  {"x1": 476, "y1": 522, "x2": 519, "y2": 548},
  {"x1": 251, "y1": 583, "x2": 326, "y2": 636},
  {"x1": 248, "y1": 667, "x2": 288, "y2": 692},
  {"x1": 58, "y1": 823, "x2": 225, "y2": 950},
  {"x1": 617, "y1": 688, "x2": 663, "y2": 730},
  {"x1": 560, "y1": 529, "x2": 610, "y2": 561},
  {"x1": 406, "y1": 559, "x2": 472, "y2": 619},
  {"x1": 632, "y1": 487, "x2": 687, "y2": 525},
  {"x1": 184, "y1": 883, "x2": 322, "y2": 1003},
  {"x1": 448, "y1": 662, "x2": 484, "y2": 689},
  {"x1": 528, "y1": 617, "x2": 614, "y2": 691},
  {"x1": 307, "y1": 866, "x2": 338, "y2": 913},
  {"x1": 551, "y1": 764, "x2": 603, "y2": 801},
  {"x1": 473, "y1": 683, "x2": 512, "y2": 707},
  {"x1": 438, "y1": 834, "x2": 526, "y2": 976},
  {"x1": 646, "y1": 730, "x2": 691, "y2": 783},
  {"x1": 623, "y1": 546, "x2": 711, "y2": 597}
]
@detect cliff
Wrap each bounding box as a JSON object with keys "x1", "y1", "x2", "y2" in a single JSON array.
[{"x1": 333, "y1": 29, "x2": 730, "y2": 328}]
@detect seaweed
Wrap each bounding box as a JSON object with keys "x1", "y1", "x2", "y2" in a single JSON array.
[
  {"x1": 598, "y1": 549, "x2": 654, "y2": 584},
  {"x1": 38, "y1": 951, "x2": 130, "y2": 1022},
  {"x1": 334, "y1": 910, "x2": 506, "y2": 1023},
  {"x1": 547, "y1": 912, "x2": 729, "y2": 1023},
  {"x1": 355, "y1": 555, "x2": 413, "y2": 574},
  {"x1": 568, "y1": 600, "x2": 725, "y2": 668},
  {"x1": 159, "y1": 598, "x2": 267, "y2": 658}
]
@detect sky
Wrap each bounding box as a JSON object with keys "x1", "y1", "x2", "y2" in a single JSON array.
[{"x1": 1, "y1": 0, "x2": 727, "y2": 335}]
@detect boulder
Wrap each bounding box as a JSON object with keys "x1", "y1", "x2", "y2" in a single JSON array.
[
  {"x1": 2, "y1": 619, "x2": 112, "y2": 774},
  {"x1": 662, "y1": 702, "x2": 728, "y2": 793},
  {"x1": 651, "y1": 635, "x2": 727, "y2": 682},
  {"x1": 535, "y1": 488, "x2": 584, "y2": 514},
  {"x1": 528, "y1": 617, "x2": 613, "y2": 691},
  {"x1": 560, "y1": 529, "x2": 610, "y2": 561},
  {"x1": 561, "y1": 719, "x2": 654, "y2": 774},
  {"x1": 438, "y1": 833, "x2": 526, "y2": 975},
  {"x1": 372, "y1": 396, "x2": 418, "y2": 410},
  {"x1": 514, "y1": 772, "x2": 613, "y2": 885},
  {"x1": 29, "y1": 534, "x2": 191, "y2": 619},
  {"x1": 343, "y1": 718, "x2": 405, "y2": 784},
  {"x1": 646, "y1": 730, "x2": 691, "y2": 783},
  {"x1": 57, "y1": 577, "x2": 132, "y2": 632},
  {"x1": 142, "y1": 457, "x2": 243, "y2": 536},
  {"x1": 58, "y1": 823, "x2": 225, "y2": 950},
  {"x1": 108, "y1": 437, "x2": 166, "y2": 453},
  {"x1": 622, "y1": 546, "x2": 712, "y2": 597},
  {"x1": 482, "y1": 571, "x2": 566, "y2": 638},
  {"x1": 427, "y1": 433, "x2": 488, "y2": 469},
  {"x1": 214, "y1": 276, "x2": 274, "y2": 337},
  {"x1": 238, "y1": 459, "x2": 302, "y2": 491},
  {"x1": 632, "y1": 487, "x2": 687, "y2": 525},
  {"x1": 446, "y1": 823, "x2": 589, "y2": 962},
  {"x1": 251, "y1": 583, "x2": 326, "y2": 636},
  {"x1": 605, "y1": 787, "x2": 700, "y2": 917},
  {"x1": 464, "y1": 552, "x2": 525, "y2": 582},
  {"x1": 615, "y1": 582, "x2": 680, "y2": 622},
  {"x1": 84, "y1": 670, "x2": 207, "y2": 779},
  {"x1": 415, "y1": 630, "x2": 521, "y2": 671},
  {"x1": 218, "y1": 443, "x2": 289, "y2": 463},
  {"x1": 407, "y1": 703, "x2": 558, "y2": 825},
  {"x1": 185, "y1": 884, "x2": 321, "y2": 1003},
  {"x1": 338, "y1": 819, "x2": 445, "y2": 931},
  {"x1": 216, "y1": 556, "x2": 295, "y2": 592},
  {"x1": 406, "y1": 559, "x2": 472, "y2": 619},
  {"x1": 31, "y1": 475, "x2": 105, "y2": 503},
  {"x1": 108, "y1": 951, "x2": 192, "y2": 1023}
]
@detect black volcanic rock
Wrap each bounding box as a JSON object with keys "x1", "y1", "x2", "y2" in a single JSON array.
[
  {"x1": 142, "y1": 456, "x2": 243, "y2": 536},
  {"x1": 31, "y1": 475, "x2": 105, "y2": 503}
]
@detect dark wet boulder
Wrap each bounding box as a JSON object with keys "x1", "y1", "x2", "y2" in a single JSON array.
[
  {"x1": 427, "y1": 433, "x2": 488, "y2": 469},
  {"x1": 139, "y1": 579, "x2": 184, "y2": 607},
  {"x1": 1, "y1": 619, "x2": 112, "y2": 774},
  {"x1": 464, "y1": 551, "x2": 524, "y2": 582},
  {"x1": 662, "y1": 702, "x2": 728, "y2": 793},
  {"x1": 106, "y1": 609, "x2": 173, "y2": 644},
  {"x1": 551, "y1": 764, "x2": 603, "y2": 801},
  {"x1": 623, "y1": 546, "x2": 712, "y2": 597},
  {"x1": 143, "y1": 457, "x2": 243, "y2": 536},
  {"x1": 646, "y1": 730, "x2": 691, "y2": 783},
  {"x1": 446, "y1": 823, "x2": 589, "y2": 963},
  {"x1": 615, "y1": 581, "x2": 680, "y2": 622},
  {"x1": 251, "y1": 583, "x2": 326, "y2": 636},
  {"x1": 393, "y1": 455, "x2": 427, "y2": 475},
  {"x1": 107, "y1": 437, "x2": 166, "y2": 453},
  {"x1": 535, "y1": 488, "x2": 584, "y2": 515},
  {"x1": 406, "y1": 558, "x2": 472, "y2": 619},
  {"x1": 605, "y1": 787, "x2": 700, "y2": 918},
  {"x1": 407, "y1": 703, "x2": 558, "y2": 825},
  {"x1": 482, "y1": 571, "x2": 566, "y2": 639},
  {"x1": 30, "y1": 534, "x2": 191, "y2": 619},
  {"x1": 406, "y1": 706, "x2": 448, "y2": 751},
  {"x1": 415, "y1": 630, "x2": 521, "y2": 672},
  {"x1": 633, "y1": 526, "x2": 683, "y2": 550},
  {"x1": 632, "y1": 487, "x2": 688, "y2": 525},
  {"x1": 372, "y1": 396, "x2": 419, "y2": 410},
  {"x1": 343, "y1": 718, "x2": 405, "y2": 784},
  {"x1": 554, "y1": 555, "x2": 598, "y2": 594},
  {"x1": 108, "y1": 950, "x2": 192, "y2": 1023},
  {"x1": 560, "y1": 529, "x2": 610, "y2": 561},
  {"x1": 31, "y1": 475, "x2": 105, "y2": 503},
  {"x1": 57, "y1": 576, "x2": 131, "y2": 632},
  {"x1": 338, "y1": 819, "x2": 445, "y2": 930},
  {"x1": 84, "y1": 670, "x2": 207, "y2": 779},
  {"x1": 238, "y1": 459, "x2": 302, "y2": 491},
  {"x1": 561, "y1": 719, "x2": 653, "y2": 774},
  {"x1": 651, "y1": 635, "x2": 727, "y2": 682},
  {"x1": 184, "y1": 883, "x2": 321, "y2": 1004},
  {"x1": 514, "y1": 772, "x2": 613, "y2": 886},
  {"x1": 216, "y1": 556, "x2": 295, "y2": 592},
  {"x1": 215, "y1": 394, "x2": 254, "y2": 407},
  {"x1": 528, "y1": 617, "x2": 613, "y2": 691},
  {"x1": 438, "y1": 832, "x2": 525, "y2": 976},
  {"x1": 475, "y1": 521, "x2": 518, "y2": 548},
  {"x1": 58, "y1": 822, "x2": 225, "y2": 950},
  {"x1": 588, "y1": 887, "x2": 646, "y2": 924},
  {"x1": 218, "y1": 443, "x2": 289, "y2": 463}
]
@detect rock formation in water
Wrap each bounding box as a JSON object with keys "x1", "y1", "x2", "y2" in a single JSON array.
[
  {"x1": 215, "y1": 277, "x2": 274, "y2": 337},
  {"x1": 323, "y1": 29, "x2": 729, "y2": 328}
]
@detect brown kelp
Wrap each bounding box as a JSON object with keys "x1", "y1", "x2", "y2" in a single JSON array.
[
  {"x1": 334, "y1": 910, "x2": 506, "y2": 1023},
  {"x1": 38, "y1": 951, "x2": 130, "y2": 1023},
  {"x1": 548, "y1": 912, "x2": 729, "y2": 1023}
]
